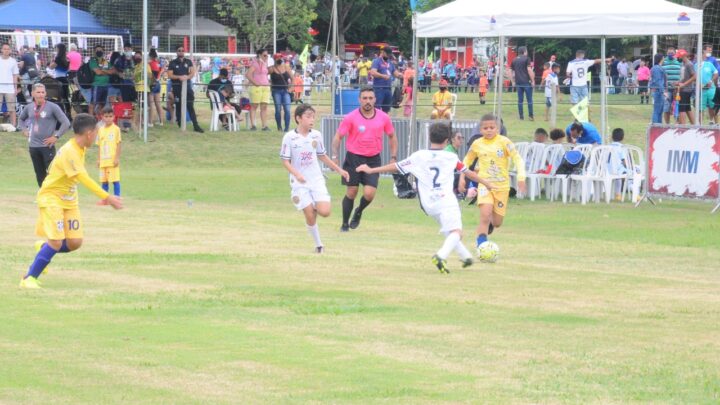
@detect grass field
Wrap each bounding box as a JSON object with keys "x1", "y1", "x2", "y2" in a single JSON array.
[{"x1": 1, "y1": 91, "x2": 720, "y2": 404}]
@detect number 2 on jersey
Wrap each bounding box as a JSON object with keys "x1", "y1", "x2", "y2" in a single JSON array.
[{"x1": 430, "y1": 167, "x2": 440, "y2": 188}]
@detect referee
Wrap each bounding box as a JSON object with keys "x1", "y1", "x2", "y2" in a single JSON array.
[{"x1": 332, "y1": 87, "x2": 398, "y2": 231}]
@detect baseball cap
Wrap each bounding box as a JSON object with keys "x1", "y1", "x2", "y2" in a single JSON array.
[
  {"x1": 675, "y1": 49, "x2": 688, "y2": 59},
  {"x1": 273, "y1": 53, "x2": 283, "y2": 60},
  {"x1": 439, "y1": 79, "x2": 448, "y2": 86}
]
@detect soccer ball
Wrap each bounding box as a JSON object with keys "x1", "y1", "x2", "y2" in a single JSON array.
[{"x1": 476, "y1": 241, "x2": 500, "y2": 263}]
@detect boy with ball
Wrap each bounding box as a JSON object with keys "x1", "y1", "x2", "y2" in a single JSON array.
[{"x1": 461, "y1": 114, "x2": 526, "y2": 253}]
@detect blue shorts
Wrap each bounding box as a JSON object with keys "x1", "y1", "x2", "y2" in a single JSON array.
[
  {"x1": 151, "y1": 82, "x2": 161, "y2": 94},
  {"x1": 570, "y1": 86, "x2": 588, "y2": 104},
  {"x1": 546, "y1": 97, "x2": 552, "y2": 107},
  {"x1": 92, "y1": 85, "x2": 108, "y2": 106},
  {"x1": 373, "y1": 87, "x2": 393, "y2": 113},
  {"x1": 663, "y1": 88, "x2": 676, "y2": 113},
  {"x1": 107, "y1": 86, "x2": 121, "y2": 99},
  {"x1": 80, "y1": 87, "x2": 93, "y2": 103}
]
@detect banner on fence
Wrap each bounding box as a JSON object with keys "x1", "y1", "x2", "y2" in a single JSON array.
[{"x1": 647, "y1": 125, "x2": 720, "y2": 199}]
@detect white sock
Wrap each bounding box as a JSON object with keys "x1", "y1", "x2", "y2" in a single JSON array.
[
  {"x1": 307, "y1": 224, "x2": 322, "y2": 247},
  {"x1": 437, "y1": 232, "x2": 461, "y2": 260},
  {"x1": 454, "y1": 241, "x2": 473, "y2": 260}
]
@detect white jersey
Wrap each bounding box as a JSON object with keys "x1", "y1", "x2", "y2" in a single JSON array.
[
  {"x1": 545, "y1": 73, "x2": 559, "y2": 98},
  {"x1": 396, "y1": 149, "x2": 466, "y2": 213},
  {"x1": 280, "y1": 129, "x2": 326, "y2": 186},
  {"x1": 566, "y1": 59, "x2": 595, "y2": 87}
]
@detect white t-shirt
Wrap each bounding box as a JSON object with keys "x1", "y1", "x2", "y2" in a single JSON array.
[
  {"x1": 303, "y1": 76, "x2": 313, "y2": 90},
  {"x1": 396, "y1": 149, "x2": 466, "y2": 213},
  {"x1": 280, "y1": 129, "x2": 326, "y2": 186},
  {"x1": 544, "y1": 73, "x2": 559, "y2": 98},
  {"x1": 566, "y1": 59, "x2": 595, "y2": 87},
  {"x1": 0, "y1": 57, "x2": 19, "y2": 94}
]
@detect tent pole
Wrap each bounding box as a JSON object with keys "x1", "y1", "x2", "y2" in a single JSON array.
[
  {"x1": 273, "y1": 0, "x2": 277, "y2": 55},
  {"x1": 652, "y1": 35, "x2": 658, "y2": 66},
  {"x1": 329, "y1": 0, "x2": 338, "y2": 114},
  {"x1": 601, "y1": 36, "x2": 607, "y2": 143},
  {"x1": 424, "y1": 38, "x2": 428, "y2": 63},
  {"x1": 410, "y1": 22, "x2": 419, "y2": 156},
  {"x1": 142, "y1": 0, "x2": 148, "y2": 143},
  {"x1": 496, "y1": 36, "x2": 505, "y2": 122},
  {"x1": 67, "y1": 0, "x2": 71, "y2": 41},
  {"x1": 190, "y1": 0, "x2": 195, "y2": 59},
  {"x1": 696, "y1": 33, "x2": 702, "y2": 125}
]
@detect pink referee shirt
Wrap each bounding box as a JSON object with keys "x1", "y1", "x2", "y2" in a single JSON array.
[{"x1": 337, "y1": 108, "x2": 395, "y2": 157}]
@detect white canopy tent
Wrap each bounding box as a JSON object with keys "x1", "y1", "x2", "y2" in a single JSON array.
[{"x1": 411, "y1": 0, "x2": 704, "y2": 142}]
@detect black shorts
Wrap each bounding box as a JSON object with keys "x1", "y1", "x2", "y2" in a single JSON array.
[
  {"x1": 342, "y1": 151, "x2": 381, "y2": 188},
  {"x1": 713, "y1": 87, "x2": 720, "y2": 109},
  {"x1": 679, "y1": 91, "x2": 692, "y2": 113}
]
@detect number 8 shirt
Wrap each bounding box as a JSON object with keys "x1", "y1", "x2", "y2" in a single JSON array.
[{"x1": 566, "y1": 59, "x2": 596, "y2": 87}]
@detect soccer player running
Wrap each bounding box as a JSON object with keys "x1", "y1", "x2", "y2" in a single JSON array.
[
  {"x1": 20, "y1": 114, "x2": 123, "y2": 289},
  {"x1": 281, "y1": 104, "x2": 349, "y2": 253},
  {"x1": 332, "y1": 87, "x2": 398, "y2": 232},
  {"x1": 356, "y1": 122, "x2": 493, "y2": 273},
  {"x1": 460, "y1": 114, "x2": 526, "y2": 250}
]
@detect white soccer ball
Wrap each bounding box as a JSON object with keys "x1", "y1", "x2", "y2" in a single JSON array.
[{"x1": 476, "y1": 241, "x2": 500, "y2": 263}]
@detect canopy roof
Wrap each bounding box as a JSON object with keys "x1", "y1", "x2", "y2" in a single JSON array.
[
  {"x1": 155, "y1": 15, "x2": 231, "y2": 37},
  {"x1": 0, "y1": 0, "x2": 129, "y2": 35},
  {"x1": 417, "y1": 0, "x2": 703, "y2": 38}
]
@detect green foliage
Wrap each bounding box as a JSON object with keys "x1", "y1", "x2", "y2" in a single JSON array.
[
  {"x1": 216, "y1": 0, "x2": 316, "y2": 52},
  {"x1": 88, "y1": 0, "x2": 189, "y2": 38}
]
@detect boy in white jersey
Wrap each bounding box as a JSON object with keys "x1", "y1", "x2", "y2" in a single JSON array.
[
  {"x1": 356, "y1": 122, "x2": 493, "y2": 273},
  {"x1": 280, "y1": 104, "x2": 349, "y2": 253}
]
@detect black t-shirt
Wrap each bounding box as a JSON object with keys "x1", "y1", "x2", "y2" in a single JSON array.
[
  {"x1": 19, "y1": 53, "x2": 36, "y2": 75},
  {"x1": 511, "y1": 55, "x2": 531, "y2": 85},
  {"x1": 168, "y1": 57, "x2": 193, "y2": 86},
  {"x1": 207, "y1": 77, "x2": 230, "y2": 95},
  {"x1": 610, "y1": 60, "x2": 619, "y2": 76}
]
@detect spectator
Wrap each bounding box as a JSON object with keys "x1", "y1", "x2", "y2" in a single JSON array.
[
  {"x1": 49, "y1": 43, "x2": 71, "y2": 119},
  {"x1": 246, "y1": 48, "x2": 271, "y2": 131},
  {"x1": 443, "y1": 59, "x2": 457, "y2": 85},
  {"x1": 400, "y1": 77, "x2": 414, "y2": 118},
  {"x1": 566, "y1": 121, "x2": 602, "y2": 145},
  {"x1": 207, "y1": 68, "x2": 231, "y2": 97},
  {"x1": 431, "y1": 79, "x2": 453, "y2": 119},
  {"x1": 544, "y1": 62, "x2": 560, "y2": 121},
  {"x1": 609, "y1": 128, "x2": 629, "y2": 201},
  {"x1": 478, "y1": 70, "x2": 488, "y2": 105},
  {"x1": 0, "y1": 43, "x2": 20, "y2": 128},
  {"x1": 107, "y1": 51, "x2": 123, "y2": 104},
  {"x1": 662, "y1": 47, "x2": 682, "y2": 124},
  {"x1": 357, "y1": 57, "x2": 372, "y2": 85},
  {"x1": 168, "y1": 46, "x2": 204, "y2": 133},
  {"x1": 533, "y1": 128, "x2": 548, "y2": 144},
  {"x1": 675, "y1": 49, "x2": 695, "y2": 125},
  {"x1": 67, "y1": 43, "x2": 82, "y2": 79},
  {"x1": 511, "y1": 46, "x2": 535, "y2": 121},
  {"x1": 649, "y1": 54, "x2": 667, "y2": 124},
  {"x1": 610, "y1": 56, "x2": 619, "y2": 93},
  {"x1": 549, "y1": 128, "x2": 565, "y2": 144},
  {"x1": 293, "y1": 72, "x2": 304, "y2": 104},
  {"x1": 148, "y1": 49, "x2": 163, "y2": 126},
  {"x1": 303, "y1": 70, "x2": 313, "y2": 100},
  {"x1": 697, "y1": 50, "x2": 718, "y2": 123},
  {"x1": 133, "y1": 50, "x2": 153, "y2": 130},
  {"x1": 89, "y1": 45, "x2": 114, "y2": 115},
  {"x1": 403, "y1": 61, "x2": 415, "y2": 89},
  {"x1": 566, "y1": 49, "x2": 606, "y2": 105},
  {"x1": 19, "y1": 83, "x2": 71, "y2": 187},
  {"x1": 269, "y1": 53, "x2": 292, "y2": 132},
  {"x1": 17, "y1": 45, "x2": 38, "y2": 95},
  {"x1": 617, "y1": 58, "x2": 629, "y2": 94},
  {"x1": 369, "y1": 49, "x2": 401, "y2": 113},
  {"x1": 636, "y1": 60, "x2": 651, "y2": 104}
]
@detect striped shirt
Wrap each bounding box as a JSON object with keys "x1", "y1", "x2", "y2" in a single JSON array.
[{"x1": 662, "y1": 59, "x2": 682, "y2": 86}]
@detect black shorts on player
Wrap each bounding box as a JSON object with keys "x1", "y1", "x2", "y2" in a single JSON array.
[
  {"x1": 678, "y1": 91, "x2": 692, "y2": 113},
  {"x1": 342, "y1": 151, "x2": 381, "y2": 188}
]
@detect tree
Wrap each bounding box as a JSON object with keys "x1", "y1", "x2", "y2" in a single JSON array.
[
  {"x1": 314, "y1": 0, "x2": 371, "y2": 56},
  {"x1": 88, "y1": 0, "x2": 189, "y2": 40},
  {"x1": 217, "y1": 0, "x2": 316, "y2": 52}
]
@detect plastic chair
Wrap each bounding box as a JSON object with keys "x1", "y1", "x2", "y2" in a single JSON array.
[
  {"x1": 518, "y1": 142, "x2": 546, "y2": 199},
  {"x1": 208, "y1": 90, "x2": 237, "y2": 132},
  {"x1": 527, "y1": 144, "x2": 564, "y2": 201},
  {"x1": 595, "y1": 145, "x2": 630, "y2": 203},
  {"x1": 509, "y1": 141, "x2": 529, "y2": 191},
  {"x1": 624, "y1": 145, "x2": 646, "y2": 202},
  {"x1": 559, "y1": 144, "x2": 595, "y2": 203},
  {"x1": 568, "y1": 146, "x2": 608, "y2": 204}
]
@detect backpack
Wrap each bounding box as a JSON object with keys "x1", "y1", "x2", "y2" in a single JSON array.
[
  {"x1": 555, "y1": 150, "x2": 586, "y2": 175},
  {"x1": 77, "y1": 62, "x2": 95, "y2": 89},
  {"x1": 392, "y1": 173, "x2": 416, "y2": 199}
]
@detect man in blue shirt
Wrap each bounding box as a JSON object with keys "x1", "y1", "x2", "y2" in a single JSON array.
[
  {"x1": 443, "y1": 59, "x2": 457, "y2": 85},
  {"x1": 369, "y1": 49, "x2": 401, "y2": 113},
  {"x1": 696, "y1": 50, "x2": 718, "y2": 121},
  {"x1": 649, "y1": 54, "x2": 667, "y2": 124},
  {"x1": 565, "y1": 121, "x2": 602, "y2": 145},
  {"x1": 704, "y1": 44, "x2": 720, "y2": 123}
]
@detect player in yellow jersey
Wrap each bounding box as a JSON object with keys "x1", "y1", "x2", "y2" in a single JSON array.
[
  {"x1": 460, "y1": 114, "x2": 526, "y2": 248},
  {"x1": 96, "y1": 106, "x2": 122, "y2": 203},
  {"x1": 20, "y1": 114, "x2": 123, "y2": 289}
]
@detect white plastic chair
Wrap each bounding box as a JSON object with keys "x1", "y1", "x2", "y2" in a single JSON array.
[
  {"x1": 208, "y1": 90, "x2": 237, "y2": 132},
  {"x1": 527, "y1": 144, "x2": 565, "y2": 201},
  {"x1": 518, "y1": 142, "x2": 545, "y2": 199},
  {"x1": 560, "y1": 144, "x2": 595, "y2": 203},
  {"x1": 624, "y1": 145, "x2": 646, "y2": 203},
  {"x1": 509, "y1": 142, "x2": 529, "y2": 191},
  {"x1": 568, "y1": 146, "x2": 608, "y2": 204}
]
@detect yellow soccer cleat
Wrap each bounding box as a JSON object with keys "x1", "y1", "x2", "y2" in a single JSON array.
[
  {"x1": 35, "y1": 240, "x2": 50, "y2": 274},
  {"x1": 19, "y1": 276, "x2": 42, "y2": 289}
]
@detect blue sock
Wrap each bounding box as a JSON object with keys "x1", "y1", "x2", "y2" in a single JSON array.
[
  {"x1": 58, "y1": 240, "x2": 71, "y2": 253},
  {"x1": 476, "y1": 234, "x2": 488, "y2": 247},
  {"x1": 26, "y1": 244, "x2": 58, "y2": 279},
  {"x1": 112, "y1": 182, "x2": 121, "y2": 196},
  {"x1": 102, "y1": 182, "x2": 109, "y2": 192}
]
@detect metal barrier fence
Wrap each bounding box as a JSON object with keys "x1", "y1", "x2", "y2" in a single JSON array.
[{"x1": 321, "y1": 115, "x2": 480, "y2": 167}]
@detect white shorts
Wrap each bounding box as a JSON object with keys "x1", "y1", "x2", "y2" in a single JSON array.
[
  {"x1": 428, "y1": 206, "x2": 463, "y2": 234},
  {"x1": 291, "y1": 183, "x2": 330, "y2": 210}
]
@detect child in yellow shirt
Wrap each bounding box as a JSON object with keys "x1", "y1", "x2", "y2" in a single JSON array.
[{"x1": 96, "y1": 106, "x2": 122, "y2": 202}]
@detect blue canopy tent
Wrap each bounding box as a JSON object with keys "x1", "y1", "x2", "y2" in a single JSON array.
[{"x1": 0, "y1": 0, "x2": 129, "y2": 36}]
